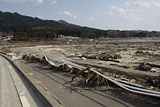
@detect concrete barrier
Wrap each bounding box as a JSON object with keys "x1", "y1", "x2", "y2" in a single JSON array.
[{"x1": 0, "y1": 53, "x2": 63, "y2": 107}]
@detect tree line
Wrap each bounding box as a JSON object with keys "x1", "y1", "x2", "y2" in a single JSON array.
[{"x1": 5, "y1": 27, "x2": 160, "y2": 41}]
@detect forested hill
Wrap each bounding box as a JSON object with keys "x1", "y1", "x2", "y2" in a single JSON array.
[
  {"x1": 0, "y1": 11, "x2": 85, "y2": 30},
  {"x1": 1, "y1": 11, "x2": 160, "y2": 39}
]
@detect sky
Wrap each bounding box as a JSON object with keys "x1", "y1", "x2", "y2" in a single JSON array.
[{"x1": 0, "y1": 0, "x2": 160, "y2": 31}]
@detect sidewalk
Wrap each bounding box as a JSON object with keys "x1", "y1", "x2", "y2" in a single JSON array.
[{"x1": 0, "y1": 55, "x2": 37, "y2": 107}]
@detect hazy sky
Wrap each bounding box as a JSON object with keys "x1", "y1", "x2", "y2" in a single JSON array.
[{"x1": 0, "y1": 0, "x2": 160, "y2": 31}]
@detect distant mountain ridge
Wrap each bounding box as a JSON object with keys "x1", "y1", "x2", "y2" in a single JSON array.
[
  {"x1": 1, "y1": 11, "x2": 160, "y2": 38},
  {"x1": 0, "y1": 11, "x2": 83, "y2": 29}
]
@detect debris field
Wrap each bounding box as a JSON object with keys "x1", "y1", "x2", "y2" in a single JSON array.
[{"x1": 1, "y1": 38, "x2": 160, "y2": 98}]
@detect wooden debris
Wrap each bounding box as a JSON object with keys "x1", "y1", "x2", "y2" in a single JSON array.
[
  {"x1": 72, "y1": 67, "x2": 90, "y2": 82},
  {"x1": 81, "y1": 53, "x2": 121, "y2": 62},
  {"x1": 83, "y1": 69, "x2": 108, "y2": 86},
  {"x1": 22, "y1": 53, "x2": 41, "y2": 63}
]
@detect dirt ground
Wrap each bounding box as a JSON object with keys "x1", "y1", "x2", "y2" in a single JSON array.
[
  {"x1": 1, "y1": 38, "x2": 160, "y2": 79},
  {"x1": 4, "y1": 37, "x2": 160, "y2": 72},
  {"x1": 1, "y1": 37, "x2": 160, "y2": 86}
]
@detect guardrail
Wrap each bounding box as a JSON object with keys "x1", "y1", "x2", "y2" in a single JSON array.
[{"x1": 43, "y1": 56, "x2": 160, "y2": 98}]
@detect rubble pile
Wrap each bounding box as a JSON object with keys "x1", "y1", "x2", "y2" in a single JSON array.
[
  {"x1": 72, "y1": 67, "x2": 108, "y2": 86},
  {"x1": 138, "y1": 63, "x2": 157, "y2": 72},
  {"x1": 135, "y1": 50, "x2": 160, "y2": 58},
  {"x1": 22, "y1": 54, "x2": 42, "y2": 63},
  {"x1": 138, "y1": 63, "x2": 152, "y2": 71},
  {"x1": 81, "y1": 53, "x2": 121, "y2": 62},
  {"x1": 83, "y1": 69, "x2": 108, "y2": 86},
  {"x1": 0, "y1": 47, "x2": 12, "y2": 54}
]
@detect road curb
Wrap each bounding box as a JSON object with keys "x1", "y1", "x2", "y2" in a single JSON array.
[{"x1": 0, "y1": 53, "x2": 63, "y2": 107}]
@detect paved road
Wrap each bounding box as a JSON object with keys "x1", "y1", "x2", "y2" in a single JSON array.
[
  {"x1": 10, "y1": 47, "x2": 160, "y2": 107},
  {"x1": 0, "y1": 56, "x2": 22, "y2": 107},
  {"x1": 19, "y1": 61, "x2": 160, "y2": 107},
  {"x1": 0, "y1": 55, "x2": 38, "y2": 107}
]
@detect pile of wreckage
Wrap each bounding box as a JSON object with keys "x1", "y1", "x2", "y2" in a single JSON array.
[
  {"x1": 19, "y1": 53, "x2": 160, "y2": 98},
  {"x1": 69, "y1": 52, "x2": 122, "y2": 62},
  {"x1": 0, "y1": 47, "x2": 12, "y2": 54},
  {"x1": 138, "y1": 63, "x2": 157, "y2": 72},
  {"x1": 82, "y1": 53, "x2": 122, "y2": 61}
]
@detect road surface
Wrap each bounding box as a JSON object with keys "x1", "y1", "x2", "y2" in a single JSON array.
[
  {"x1": 19, "y1": 60, "x2": 160, "y2": 107},
  {"x1": 7, "y1": 48, "x2": 160, "y2": 107},
  {"x1": 0, "y1": 55, "x2": 60, "y2": 107},
  {"x1": 0, "y1": 56, "x2": 23, "y2": 107}
]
